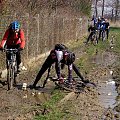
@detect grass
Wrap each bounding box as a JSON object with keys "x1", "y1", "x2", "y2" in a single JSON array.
[
  {"x1": 109, "y1": 27, "x2": 120, "y2": 54},
  {"x1": 34, "y1": 90, "x2": 66, "y2": 120}
]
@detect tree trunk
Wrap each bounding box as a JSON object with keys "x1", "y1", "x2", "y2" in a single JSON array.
[
  {"x1": 115, "y1": 0, "x2": 119, "y2": 22},
  {"x1": 95, "y1": 0, "x2": 98, "y2": 17},
  {"x1": 111, "y1": 8, "x2": 114, "y2": 21},
  {"x1": 102, "y1": 0, "x2": 104, "y2": 17}
]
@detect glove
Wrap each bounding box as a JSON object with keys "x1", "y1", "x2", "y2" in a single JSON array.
[
  {"x1": 18, "y1": 47, "x2": 23, "y2": 51},
  {"x1": 0, "y1": 47, "x2": 3, "y2": 51}
]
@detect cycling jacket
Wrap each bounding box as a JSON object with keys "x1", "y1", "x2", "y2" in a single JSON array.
[{"x1": 0, "y1": 28, "x2": 25, "y2": 49}]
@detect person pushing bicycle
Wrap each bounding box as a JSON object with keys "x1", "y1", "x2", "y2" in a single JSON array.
[
  {"x1": 86, "y1": 23, "x2": 97, "y2": 44},
  {"x1": 32, "y1": 44, "x2": 86, "y2": 89},
  {"x1": 0, "y1": 21, "x2": 25, "y2": 72}
]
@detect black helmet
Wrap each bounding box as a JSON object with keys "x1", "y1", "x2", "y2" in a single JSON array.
[
  {"x1": 66, "y1": 52, "x2": 75, "y2": 65},
  {"x1": 55, "y1": 44, "x2": 68, "y2": 51}
]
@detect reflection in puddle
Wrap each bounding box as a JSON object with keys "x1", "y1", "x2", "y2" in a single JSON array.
[
  {"x1": 98, "y1": 79, "x2": 118, "y2": 108},
  {"x1": 22, "y1": 90, "x2": 51, "y2": 104},
  {"x1": 34, "y1": 92, "x2": 50, "y2": 103}
]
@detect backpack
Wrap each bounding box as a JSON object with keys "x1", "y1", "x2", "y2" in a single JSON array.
[{"x1": 55, "y1": 44, "x2": 68, "y2": 51}]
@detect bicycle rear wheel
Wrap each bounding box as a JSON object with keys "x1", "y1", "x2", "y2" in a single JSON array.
[{"x1": 7, "y1": 64, "x2": 14, "y2": 90}]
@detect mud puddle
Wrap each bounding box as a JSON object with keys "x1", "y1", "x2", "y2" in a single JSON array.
[
  {"x1": 98, "y1": 78, "x2": 118, "y2": 109},
  {"x1": 21, "y1": 81, "x2": 55, "y2": 104},
  {"x1": 94, "y1": 52, "x2": 119, "y2": 109}
]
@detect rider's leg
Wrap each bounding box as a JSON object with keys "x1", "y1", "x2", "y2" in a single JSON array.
[
  {"x1": 86, "y1": 32, "x2": 92, "y2": 43},
  {"x1": 33, "y1": 55, "x2": 55, "y2": 87},
  {"x1": 106, "y1": 29, "x2": 109, "y2": 39},
  {"x1": 98, "y1": 30, "x2": 101, "y2": 39},
  {"x1": 16, "y1": 51, "x2": 21, "y2": 72}
]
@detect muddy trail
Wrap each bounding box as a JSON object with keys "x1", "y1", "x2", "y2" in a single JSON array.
[{"x1": 0, "y1": 42, "x2": 120, "y2": 120}]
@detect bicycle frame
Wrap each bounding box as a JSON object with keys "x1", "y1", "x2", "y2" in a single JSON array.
[
  {"x1": 91, "y1": 30, "x2": 98, "y2": 45},
  {"x1": 5, "y1": 48, "x2": 18, "y2": 90}
]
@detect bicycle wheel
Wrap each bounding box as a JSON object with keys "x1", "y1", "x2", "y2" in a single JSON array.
[
  {"x1": 55, "y1": 77, "x2": 96, "y2": 93},
  {"x1": 92, "y1": 34, "x2": 98, "y2": 45},
  {"x1": 54, "y1": 77, "x2": 85, "y2": 93},
  {"x1": 7, "y1": 64, "x2": 14, "y2": 90}
]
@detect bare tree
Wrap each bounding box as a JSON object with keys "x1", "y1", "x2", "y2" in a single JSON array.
[
  {"x1": 115, "y1": 0, "x2": 119, "y2": 22},
  {"x1": 101, "y1": 0, "x2": 105, "y2": 17},
  {"x1": 95, "y1": 0, "x2": 98, "y2": 17}
]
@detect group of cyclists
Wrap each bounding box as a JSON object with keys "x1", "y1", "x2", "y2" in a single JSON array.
[
  {"x1": 86, "y1": 15, "x2": 110, "y2": 44},
  {"x1": 0, "y1": 20, "x2": 95, "y2": 90}
]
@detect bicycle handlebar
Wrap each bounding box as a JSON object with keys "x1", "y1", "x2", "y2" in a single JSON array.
[{"x1": 4, "y1": 48, "x2": 19, "y2": 53}]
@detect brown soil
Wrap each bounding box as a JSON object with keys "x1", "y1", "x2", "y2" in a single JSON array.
[{"x1": 0, "y1": 43, "x2": 120, "y2": 120}]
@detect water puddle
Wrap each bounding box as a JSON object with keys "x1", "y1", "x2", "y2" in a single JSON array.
[{"x1": 98, "y1": 78, "x2": 118, "y2": 108}]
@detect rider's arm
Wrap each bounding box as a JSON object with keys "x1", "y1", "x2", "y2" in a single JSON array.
[
  {"x1": 0, "y1": 29, "x2": 9, "y2": 48},
  {"x1": 67, "y1": 64, "x2": 73, "y2": 81},
  {"x1": 72, "y1": 63, "x2": 84, "y2": 81},
  {"x1": 19, "y1": 29, "x2": 25, "y2": 49}
]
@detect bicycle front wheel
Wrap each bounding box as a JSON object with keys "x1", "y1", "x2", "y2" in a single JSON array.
[{"x1": 7, "y1": 64, "x2": 14, "y2": 90}]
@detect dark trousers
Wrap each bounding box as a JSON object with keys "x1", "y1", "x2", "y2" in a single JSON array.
[
  {"x1": 33, "y1": 56, "x2": 84, "y2": 86},
  {"x1": 33, "y1": 55, "x2": 55, "y2": 86},
  {"x1": 6, "y1": 44, "x2": 21, "y2": 69},
  {"x1": 87, "y1": 32, "x2": 94, "y2": 43},
  {"x1": 106, "y1": 29, "x2": 109, "y2": 39}
]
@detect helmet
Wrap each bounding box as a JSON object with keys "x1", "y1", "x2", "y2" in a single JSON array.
[
  {"x1": 55, "y1": 44, "x2": 68, "y2": 51},
  {"x1": 11, "y1": 21, "x2": 20, "y2": 30},
  {"x1": 98, "y1": 16, "x2": 101, "y2": 21},
  {"x1": 66, "y1": 52, "x2": 75, "y2": 65}
]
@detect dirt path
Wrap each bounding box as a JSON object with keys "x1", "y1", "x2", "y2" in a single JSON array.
[{"x1": 0, "y1": 44, "x2": 120, "y2": 120}]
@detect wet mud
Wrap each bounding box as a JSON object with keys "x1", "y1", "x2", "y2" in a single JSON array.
[{"x1": 0, "y1": 47, "x2": 120, "y2": 120}]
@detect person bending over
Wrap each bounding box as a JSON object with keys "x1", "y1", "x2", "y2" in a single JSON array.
[{"x1": 32, "y1": 44, "x2": 85, "y2": 88}]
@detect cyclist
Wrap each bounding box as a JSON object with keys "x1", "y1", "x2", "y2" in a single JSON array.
[
  {"x1": 91, "y1": 15, "x2": 97, "y2": 27},
  {"x1": 100, "y1": 20, "x2": 106, "y2": 40},
  {"x1": 85, "y1": 23, "x2": 97, "y2": 44},
  {"x1": 104, "y1": 19, "x2": 110, "y2": 39},
  {"x1": 0, "y1": 21, "x2": 25, "y2": 72},
  {"x1": 32, "y1": 44, "x2": 85, "y2": 88}
]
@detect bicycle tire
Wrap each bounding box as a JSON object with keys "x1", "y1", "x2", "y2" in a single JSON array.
[
  {"x1": 55, "y1": 81, "x2": 85, "y2": 93},
  {"x1": 7, "y1": 64, "x2": 14, "y2": 90},
  {"x1": 53, "y1": 77, "x2": 86, "y2": 93},
  {"x1": 44, "y1": 77, "x2": 96, "y2": 93}
]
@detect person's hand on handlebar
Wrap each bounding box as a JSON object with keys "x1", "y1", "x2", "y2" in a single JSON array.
[
  {"x1": 0, "y1": 47, "x2": 4, "y2": 52},
  {"x1": 18, "y1": 47, "x2": 23, "y2": 51}
]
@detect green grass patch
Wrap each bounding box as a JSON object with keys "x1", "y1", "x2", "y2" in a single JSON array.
[
  {"x1": 34, "y1": 90, "x2": 65, "y2": 120},
  {"x1": 109, "y1": 27, "x2": 120, "y2": 54}
]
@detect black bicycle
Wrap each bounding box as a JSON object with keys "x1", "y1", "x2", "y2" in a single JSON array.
[
  {"x1": 5, "y1": 48, "x2": 18, "y2": 90},
  {"x1": 42, "y1": 68, "x2": 96, "y2": 93},
  {"x1": 91, "y1": 30, "x2": 98, "y2": 45}
]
